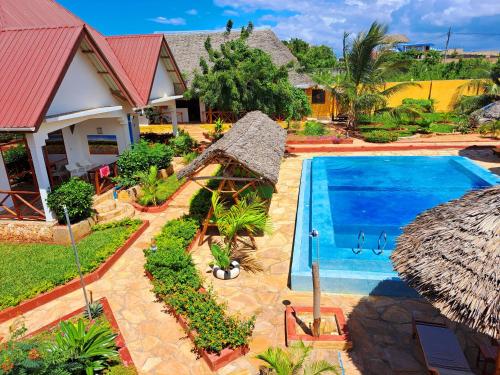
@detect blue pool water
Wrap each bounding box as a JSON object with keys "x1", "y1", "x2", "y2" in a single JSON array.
[{"x1": 291, "y1": 156, "x2": 499, "y2": 296}]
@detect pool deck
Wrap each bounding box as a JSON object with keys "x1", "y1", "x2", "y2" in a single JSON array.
[
  {"x1": 190, "y1": 148, "x2": 499, "y2": 375},
  {"x1": 0, "y1": 148, "x2": 497, "y2": 374}
]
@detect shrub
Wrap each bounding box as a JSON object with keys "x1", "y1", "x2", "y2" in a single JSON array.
[
  {"x1": 182, "y1": 151, "x2": 199, "y2": 165},
  {"x1": 2, "y1": 144, "x2": 29, "y2": 168},
  {"x1": 116, "y1": 140, "x2": 173, "y2": 187},
  {"x1": 301, "y1": 121, "x2": 328, "y2": 136},
  {"x1": 135, "y1": 168, "x2": 182, "y2": 207},
  {"x1": 46, "y1": 178, "x2": 94, "y2": 224},
  {"x1": 454, "y1": 94, "x2": 494, "y2": 115},
  {"x1": 402, "y1": 98, "x2": 434, "y2": 112},
  {"x1": 479, "y1": 121, "x2": 500, "y2": 138},
  {"x1": 144, "y1": 217, "x2": 255, "y2": 354},
  {"x1": 363, "y1": 130, "x2": 399, "y2": 143},
  {"x1": 169, "y1": 130, "x2": 197, "y2": 156}
]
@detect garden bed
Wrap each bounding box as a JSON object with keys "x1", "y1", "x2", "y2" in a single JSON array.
[
  {"x1": 287, "y1": 134, "x2": 353, "y2": 144},
  {"x1": 0, "y1": 219, "x2": 149, "y2": 323},
  {"x1": 0, "y1": 297, "x2": 135, "y2": 373},
  {"x1": 130, "y1": 175, "x2": 188, "y2": 213},
  {"x1": 144, "y1": 217, "x2": 254, "y2": 371}
]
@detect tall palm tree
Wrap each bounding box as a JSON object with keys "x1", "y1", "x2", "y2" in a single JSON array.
[
  {"x1": 256, "y1": 341, "x2": 339, "y2": 375},
  {"x1": 314, "y1": 22, "x2": 416, "y2": 130}
]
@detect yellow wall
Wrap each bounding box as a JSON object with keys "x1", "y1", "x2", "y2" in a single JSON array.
[
  {"x1": 305, "y1": 79, "x2": 482, "y2": 117},
  {"x1": 382, "y1": 79, "x2": 480, "y2": 112}
]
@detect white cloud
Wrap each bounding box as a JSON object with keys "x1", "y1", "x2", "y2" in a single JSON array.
[
  {"x1": 186, "y1": 9, "x2": 198, "y2": 15},
  {"x1": 223, "y1": 9, "x2": 239, "y2": 16},
  {"x1": 213, "y1": 0, "x2": 500, "y2": 51},
  {"x1": 149, "y1": 16, "x2": 186, "y2": 25}
]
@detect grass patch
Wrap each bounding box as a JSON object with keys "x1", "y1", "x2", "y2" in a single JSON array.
[
  {"x1": 0, "y1": 219, "x2": 142, "y2": 310},
  {"x1": 429, "y1": 123, "x2": 456, "y2": 133}
]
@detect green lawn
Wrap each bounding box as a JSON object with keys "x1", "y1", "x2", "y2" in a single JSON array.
[{"x1": 0, "y1": 220, "x2": 141, "y2": 310}]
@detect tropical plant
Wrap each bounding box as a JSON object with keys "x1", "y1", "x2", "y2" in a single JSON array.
[
  {"x1": 187, "y1": 20, "x2": 311, "y2": 120},
  {"x1": 136, "y1": 166, "x2": 162, "y2": 206},
  {"x1": 256, "y1": 341, "x2": 338, "y2": 375},
  {"x1": 182, "y1": 151, "x2": 198, "y2": 165},
  {"x1": 115, "y1": 140, "x2": 173, "y2": 187},
  {"x1": 314, "y1": 22, "x2": 417, "y2": 130},
  {"x1": 83, "y1": 301, "x2": 104, "y2": 320},
  {"x1": 170, "y1": 129, "x2": 197, "y2": 156},
  {"x1": 210, "y1": 242, "x2": 231, "y2": 270},
  {"x1": 211, "y1": 118, "x2": 225, "y2": 140},
  {"x1": 47, "y1": 319, "x2": 118, "y2": 374},
  {"x1": 301, "y1": 121, "x2": 328, "y2": 136},
  {"x1": 46, "y1": 178, "x2": 94, "y2": 224},
  {"x1": 363, "y1": 130, "x2": 399, "y2": 143},
  {"x1": 211, "y1": 191, "x2": 272, "y2": 248}
]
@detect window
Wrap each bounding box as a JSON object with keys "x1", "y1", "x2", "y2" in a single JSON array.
[
  {"x1": 312, "y1": 89, "x2": 325, "y2": 104},
  {"x1": 87, "y1": 134, "x2": 118, "y2": 155}
]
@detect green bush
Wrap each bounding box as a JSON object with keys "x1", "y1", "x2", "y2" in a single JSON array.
[
  {"x1": 2, "y1": 144, "x2": 29, "y2": 168},
  {"x1": 169, "y1": 130, "x2": 197, "y2": 156},
  {"x1": 479, "y1": 121, "x2": 500, "y2": 138},
  {"x1": 301, "y1": 121, "x2": 328, "y2": 136},
  {"x1": 402, "y1": 98, "x2": 434, "y2": 112},
  {"x1": 116, "y1": 140, "x2": 173, "y2": 187},
  {"x1": 182, "y1": 151, "x2": 199, "y2": 165},
  {"x1": 144, "y1": 217, "x2": 255, "y2": 354},
  {"x1": 363, "y1": 130, "x2": 399, "y2": 143},
  {"x1": 46, "y1": 178, "x2": 94, "y2": 224}
]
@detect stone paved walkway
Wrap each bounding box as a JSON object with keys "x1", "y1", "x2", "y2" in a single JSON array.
[{"x1": 1, "y1": 149, "x2": 498, "y2": 374}]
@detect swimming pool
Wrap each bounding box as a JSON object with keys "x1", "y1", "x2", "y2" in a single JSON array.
[{"x1": 291, "y1": 156, "x2": 499, "y2": 296}]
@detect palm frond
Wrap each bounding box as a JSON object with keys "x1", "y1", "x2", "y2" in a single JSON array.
[
  {"x1": 380, "y1": 81, "x2": 420, "y2": 98},
  {"x1": 256, "y1": 347, "x2": 293, "y2": 375},
  {"x1": 303, "y1": 360, "x2": 339, "y2": 375}
]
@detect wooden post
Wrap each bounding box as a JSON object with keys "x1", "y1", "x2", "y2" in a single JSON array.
[{"x1": 312, "y1": 262, "x2": 321, "y2": 337}]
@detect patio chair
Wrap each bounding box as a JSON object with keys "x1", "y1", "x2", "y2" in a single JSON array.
[
  {"x1": 412, "y1": 316, "x2": 474, "y2": 375},
  {"x1": 65, "y1": 163, "x2": 84, "y2": 177}
]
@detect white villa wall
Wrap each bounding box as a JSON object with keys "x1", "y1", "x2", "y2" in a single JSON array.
[
  {"x1": 47, "y1": 49, "x2": 120, "y2": 116},
  {"x1": 149, "y1": 60, "x2": 175, "y2": 101}
]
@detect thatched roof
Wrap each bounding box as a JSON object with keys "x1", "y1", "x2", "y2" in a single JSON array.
[
  {"x1": 471, "y1": 101, "x2": 500, "y2": 124},
  {"x1": 384, "y1": 33, "x2": 410, "y2": 43},
  {"x1": 164, "y1": 29, "x2": 315, "y2": 88},
  {"x1": 177, "y1": 111, "x2": 286, "y2": 185},
  {"x1": 391, "y1": 186, "x2": 500, "y2": 339}
]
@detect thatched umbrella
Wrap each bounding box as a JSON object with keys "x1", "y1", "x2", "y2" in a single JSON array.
[{"x1": 391, "y1": 185, "x2": 499, "y2": 341}]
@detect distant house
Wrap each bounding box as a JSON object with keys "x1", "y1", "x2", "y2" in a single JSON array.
[
  {"x1": 446, "y1": 48, "x2": 499, "y2": 63},
  {"x1": 385, "y1": 34, "x2": 434, "y2": 55},
  {"x1": 164, "y1": 29, "x2": 320, "y2": 122},
  {"x1": 0, "y1": 0, "x2": 185, "y2": 222}
]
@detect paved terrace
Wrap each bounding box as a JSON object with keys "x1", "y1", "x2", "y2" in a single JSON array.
[{"x1": 0, "y1": 148, "x2": 498, "y2": 374}]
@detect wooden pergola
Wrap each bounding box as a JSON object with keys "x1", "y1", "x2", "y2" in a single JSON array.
[{"x1": 177, "y1": 111, "x2": 287, "y2": 245}]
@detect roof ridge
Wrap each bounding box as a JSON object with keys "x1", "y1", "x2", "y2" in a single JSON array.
[
  {"x1": 0, "y1": 25, "x2": 83, "y2": 32},
  {"x1": 107, "y1": 34, "x2": 162, "y2": 40}
]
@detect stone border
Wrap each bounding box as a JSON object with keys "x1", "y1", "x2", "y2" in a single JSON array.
[
  {"x1": 287, "y1": 136, "x2": 353, "y2": 145},
  {"x1": 286, "y1": 144, "x2": 495, "y2": 153},
  {"x1": 285, "y1": 306, "x2": 350, "y2": 349},
  {"x1": 131, "y1": 179, "x2": 190, "y2": 213},
  {"x1": 145, "y1": 230, "x2": 249, "y2": 371},
  {"x1": 26, "y1": 297, "x2": 134, "y2": 367},
  {"x1": 0, "y1": 220, "x2": 150, "y2": 324}
]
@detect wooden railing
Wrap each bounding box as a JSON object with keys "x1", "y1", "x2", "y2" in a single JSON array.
[
  {"x1": 0, "y1": 190, "x2": 45, "y2": 221},
  {"x1": 87, "y1": 162, "x2": 118, "y2": 195}
]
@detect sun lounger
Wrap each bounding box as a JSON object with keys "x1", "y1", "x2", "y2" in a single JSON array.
[{"x1": 412, "y1": 317, "x2": 474, "y2": 375}]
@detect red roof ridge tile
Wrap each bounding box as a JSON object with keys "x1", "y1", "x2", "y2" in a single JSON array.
[{"x1": 1, "y1": 25, "x2": 83, "y2": 32}]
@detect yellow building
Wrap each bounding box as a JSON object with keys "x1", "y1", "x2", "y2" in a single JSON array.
[{"x1": 305, "y1": 79, "x2": 481, "y2": 119}]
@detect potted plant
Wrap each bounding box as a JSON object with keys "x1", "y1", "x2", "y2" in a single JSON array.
[{"x1": 208, "y1": 191, "x2": 272, "y2": 280}]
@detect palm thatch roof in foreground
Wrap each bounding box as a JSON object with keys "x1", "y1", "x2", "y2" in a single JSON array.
[
  {"x1": 177, "y1": 111, "x2": 286, "y2": 185},
  {"x1": 391, "y1": 186, "x2": 500, "y2": 339},
  {"x1": 471, "y1": 101, "x2": 500, "y2": 124}
]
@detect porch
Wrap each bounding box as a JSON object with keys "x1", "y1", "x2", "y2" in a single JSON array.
[{"x1": 0, "y1": 107, "x2": 135, "y2": 222}]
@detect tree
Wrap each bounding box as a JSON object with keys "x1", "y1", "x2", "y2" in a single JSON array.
[
  {"x1": 314, "y1": 22, "x2": 416, "y2": 130},
  {"x1": 186, "y1": 21, "x2": 311, "y2": 120},
  {"x1": 284, "y1": 38, "x2": 338, "y2": 73},
  {"x1": 256, "y1": 341, "x2": 339, "y2": 375}
]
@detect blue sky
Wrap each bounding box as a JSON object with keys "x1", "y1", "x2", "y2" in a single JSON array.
[{"x1": 59, "y1": 0, "x2": 500, "y2": 53}]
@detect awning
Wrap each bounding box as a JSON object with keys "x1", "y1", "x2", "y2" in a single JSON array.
[{"x1": 44, "y1": 106, "x2": 123, "y2": 124}]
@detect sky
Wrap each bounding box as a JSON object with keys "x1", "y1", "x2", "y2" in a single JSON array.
[{"x1": 59, "y1": 0, "x2": 500, "y2": 54}]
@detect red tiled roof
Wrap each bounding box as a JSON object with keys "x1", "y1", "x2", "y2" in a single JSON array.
[
  {"x1": 0, "y1": 27, "x2": 84, "y2": 129},
  {"x1": 107, "y1": 35, "x2": 164, "y2": 105},
  {"x1": 0, "y1": 0, "x2": 185, "y2": 130}
]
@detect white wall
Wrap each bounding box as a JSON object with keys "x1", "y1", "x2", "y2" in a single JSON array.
[
  {"x1": 47, "y1": 49, "x2": 121, "y2": 116},
  {"x1": 62, "y1": 117, "x2": 129, "y2": 166},
  {"x1": 149, "y1": 60, "x2": 175, "y2": 101}
]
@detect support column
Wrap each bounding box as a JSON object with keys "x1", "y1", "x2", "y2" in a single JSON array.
[
  {"x1": 61, "y1": 126, "x2": 84, "y2": 166},
  {"x1": 170, "y1": 102, "x2": 178, "y2": 136},
  {"x1": 25, "y1": 133, "x2": 56, "y2": 222},
  {"x1": 119, "y1": 115, "x2": 133, "y2": 151}
]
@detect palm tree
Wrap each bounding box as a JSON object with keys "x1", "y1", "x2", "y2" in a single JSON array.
[
  {"x1": 211, "y1": 191, "x2": 272, "y2": 247},
  {"x1": 256, "y1": 341, "x2": 339, "y2": 375},
  {"x1": 314, "y1": 22, "x2": 417, "y2": 130}
]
